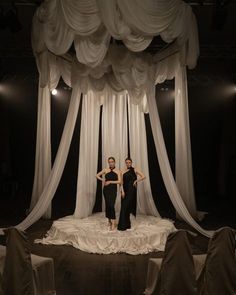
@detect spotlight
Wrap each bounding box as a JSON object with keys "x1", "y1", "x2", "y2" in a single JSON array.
[{"x1": 51, "y1": 89, "x2": 57, "y2": 95}]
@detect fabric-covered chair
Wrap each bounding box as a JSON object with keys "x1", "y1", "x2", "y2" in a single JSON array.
[
  {"x1": 197, "y1": 226, "x2": 236, "y2": 295},
  {"x1": 149, "y1": 229, "x2": 198, "y2": 295},
  {"x1": 1, "y1": 227, "x2": 34, "y2": 295},
  {"x1": 0, "y1": 271, "x2": 3, "y2": 295}
]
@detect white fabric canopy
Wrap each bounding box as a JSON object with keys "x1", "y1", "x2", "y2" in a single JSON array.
[
  {"x1": 32, "y1": 0, "x2": 199, "y2": 69},
  {"x1": 0, "y1": 0, "x2": 215, "y2": 238}
]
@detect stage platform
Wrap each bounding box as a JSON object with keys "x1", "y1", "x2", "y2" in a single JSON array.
[{"x1": 35, "y1": 213, "x2": 176, "y2": 255}]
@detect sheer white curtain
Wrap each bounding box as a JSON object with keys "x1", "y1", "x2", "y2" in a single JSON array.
[
  {"x1": 29, "y1": 51, "x2": 63, "y2": 220},
  {"x1": 30, "y1": 85, "x2": 52, "y2": 218},
  {"x1": 0, "y1": 84, "x2": 82, "y2": 234},
  {"x1": 128, "y1": 97, "x2": 160, "y2": 217},
  {"x1": 101, "y1": 90, "x2": 128, "y2": 213},
  {"x1": 74, "y1": 91, "x2": 101, "y2": 218},
  {"x1": 146, "y1": 84, "x2": 213, "y2": 237},
  {"x1": 175, "y1": 64, "x2": 197, "y2": 219}
]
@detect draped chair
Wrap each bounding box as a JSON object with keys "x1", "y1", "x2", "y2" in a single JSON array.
[
  {"x1": 197, "y1": 227, "x2": 236, "y2": 295},
  {"x1": 0, "y1": 271, "x2": 3, "y2": 295},
  {"x1": 150, "y1": 230, "x2": 198, "y2": 295},
  {"x1": 1, "y1": 227, "x2": 34, "y2": 295}
]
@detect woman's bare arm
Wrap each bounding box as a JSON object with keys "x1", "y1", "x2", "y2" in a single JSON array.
[
  {"x1": 134, "y1": 169, "x2": 146, "y2": 185},
  {"x1": 120, "y1": 171, "x2": 125, "y2": 197},
  {"x1": 96, "y1": 169, "x2": 105, "y2": 181}
]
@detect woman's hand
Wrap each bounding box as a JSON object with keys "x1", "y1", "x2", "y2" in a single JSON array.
[
  {"x1": 121, "y1": 191, "x2": 125, "y2": 198},
  {"x1": 104, "y1": 181, "x2": 111, "y2": 186},
  {"x1": 133, "y1": 180, "x2": 137, "y2": 187}
]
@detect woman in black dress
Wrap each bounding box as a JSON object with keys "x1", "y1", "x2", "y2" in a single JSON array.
[
  {"x1": 96, "y1": 157, "x2": 121, "y2": 230},
  {"x1": 118, "y1": 157, "x2": 146, "y2": 231}
]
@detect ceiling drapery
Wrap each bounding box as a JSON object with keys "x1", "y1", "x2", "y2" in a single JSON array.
[{"x1": 31, "y1": 0, "x2": 199, "y2": 69}]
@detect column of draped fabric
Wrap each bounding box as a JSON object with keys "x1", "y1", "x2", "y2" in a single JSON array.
[
  {"x1": 74, "y1": 91, "x2": 101, "y2": 218},
  {"x1": 101, "y1": 90, "x2": 128, "y2": 213},
  {"x1": 175, "y1": 64, "x2": 197, "y2": 220},
  {"x1": 30, "y1": 85, "x2": 52, "y2": 219},
  {"x1": 146, "y1": 84, "x2": 213, "y2": 238},
  {"x1": 128, "y1": 97, "x2": 160, "y2": 217}
]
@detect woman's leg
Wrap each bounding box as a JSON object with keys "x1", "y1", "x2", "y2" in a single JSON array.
[
  {"x1": 104, "y1": 188, "x2": 116, "y2": 230},
  {"x1": 110, "y1": 219, "x2": 116, "y2": 230}
]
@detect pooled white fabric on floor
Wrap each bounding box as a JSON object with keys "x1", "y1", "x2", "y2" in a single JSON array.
[{"x1": 35, "y1": 213, "x2": 176, "y2": 255}]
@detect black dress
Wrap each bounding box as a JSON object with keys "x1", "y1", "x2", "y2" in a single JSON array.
[
  {"x1": 118, "y1": 167, "x2": 137, "y2": 231},
  {"x1": 103, "y1": 168, "x2": 118, "y2": 220}
]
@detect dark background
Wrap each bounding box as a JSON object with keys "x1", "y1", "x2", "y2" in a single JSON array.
[{"x1": 0, "y1": 1, "x2": 236, "y2": 224}]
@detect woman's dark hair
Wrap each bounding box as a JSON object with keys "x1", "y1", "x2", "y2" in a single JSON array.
[
  {"x1": 125, "y1": 157, "x2": 132, "y2": 162},
  {"x1": 108, "y1": 156, "x2": 115, "y2": 162}
]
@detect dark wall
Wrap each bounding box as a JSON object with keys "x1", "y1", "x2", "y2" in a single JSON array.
[
  {"x1": 147, "y1": 58, "x2": 236, "y2": 217},
  {"x1": 0, "y1": 57, "x2": 236, "y2": 222}
]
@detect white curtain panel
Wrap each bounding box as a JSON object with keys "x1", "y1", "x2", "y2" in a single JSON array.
[
  {"x1": 175, "y1": 64, "x2": 197, "y2": 220},
  {"x1": 101, "y1": 90, "x2": 128, "y2": 213},
  {"x1": 0, "y1": 84, "x2": 82, "y2": 234},
  {"x1": 146, "y1": 85, "x2": 213, "y2": 238},
  {"x1": 30, "y1": 84, "x2": 52, "y2": 218},
  {"x1": 128, "y1": 96, "x2": 160, "y2": 217},
  {"x1": 32, "y1": 0, "x2": 199, "y2": 69},
  {"x1": 29, "y1": 52, "x2": 67, "y2": 219},
  {"x1": 74, "y1": 91, "x2": 101, "y2": 218}
]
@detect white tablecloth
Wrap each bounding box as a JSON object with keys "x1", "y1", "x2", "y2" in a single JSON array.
[
  {"x1": 0, "y1": 245, "x2": 56, "y2": 295},
  {"x1": 144, "y1": 254, "x2": 207, "y2": 295}
]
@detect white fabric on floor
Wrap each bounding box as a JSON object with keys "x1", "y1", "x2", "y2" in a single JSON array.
[
  {"x1": 128, "y1": 97, "x2": 160, "y2": 217},
  {"x1": 74, "y1": 91, "x2": 101, "y2": 218},
  {"x1": 146, "y1": 85, "x2": 213, "y2": 238},
  {"x1": 34, "y1": 213, "x2": 176, "y2": 255}
]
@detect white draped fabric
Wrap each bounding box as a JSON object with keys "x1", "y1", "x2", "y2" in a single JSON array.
[
  {"x1": 32, "y1": 0, "x2": 199, "y2": 69},
  {"x1": 101, "y1": 90, "x2": 128, "y2": 213},
  {"x1": 175, "y1": 64, "x2": 197, "y2": 219},
  {"x1": 74, "y1": 91, "x2": 100, "y2": 218},
  {"x1": 102, "y1": 90, "x2": 128, "y2": 169},
  {"x1": 30, "y1": 85, "x2": 52, "y2": 219},
  {"x1": 35, "y1": 213, "x2": 176, "y2": 254},
  {"x1": 128, "y1": 97, "x2": 160, "y2": 217},
  {"x1": 0, "y1": 0, "x2": 215, "y2": 239},
  {"x1": 146, "y1": 85, "x2": 213, "y2": 237}
]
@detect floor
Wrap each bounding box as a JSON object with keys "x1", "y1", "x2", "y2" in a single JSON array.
[{"x1": 1, "y1": 202, "x2": 236, "y2": 295}]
